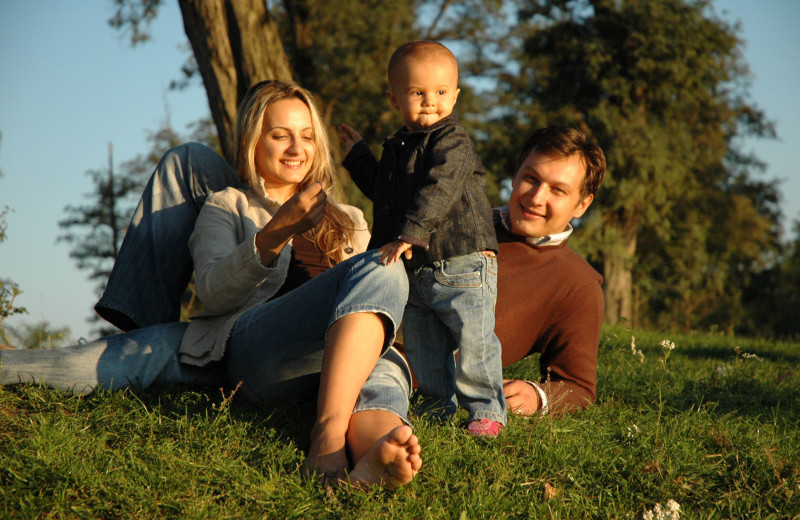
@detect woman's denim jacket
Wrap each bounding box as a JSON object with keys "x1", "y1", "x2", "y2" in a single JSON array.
[{"x1": 343, "y1": 114, "x2": 498, "y2": 269}]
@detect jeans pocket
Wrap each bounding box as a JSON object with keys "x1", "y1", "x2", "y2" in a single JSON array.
[
  {"x1": 433, "y1": 253, "x2": 484, "y2": 288},
  {"x1": 485, "y1": 255, "x2": 498, "y2": 306}
]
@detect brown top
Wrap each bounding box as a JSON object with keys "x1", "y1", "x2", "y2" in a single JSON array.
[
  {"x1": 271, "y1": 234, "x2": 330, "y2": 299},
  {"x1": 494, "y1": 224, "x2": 604, "y2": 412}
]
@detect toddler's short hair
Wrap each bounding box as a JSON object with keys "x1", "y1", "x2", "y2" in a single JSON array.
[{"x1": 387, "y1": 41, "x2": 458, "y2": 87}]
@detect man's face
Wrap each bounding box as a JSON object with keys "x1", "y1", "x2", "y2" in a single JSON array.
[
  {"x1": 508, "y1": 151, "x2": 593, "y2": 238},
  {"x1": 387, "y1": 57, "x2": 460, "y2": 132}
]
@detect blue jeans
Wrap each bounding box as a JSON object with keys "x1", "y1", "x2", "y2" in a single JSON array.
[
  {"x1": 1, "y1": 143, "x2": 410, "y2": 409},
  {"x1": 353, "y1": 345, "x2": 414, "y2": 426},
  {"x1": 0, "y1": 252, "x2": 408, "y2": 403},
  {"x1": 95, "y1": 142, "x2": 245, "y2": 331},
  {"x1": 0, "y1": 322, "x2": 224, "y2": 393},
  {"x1": 224, "y1": 249, "x2": 409, "y2": 405},
  {"x1": 2, "y1": 143, "x2": 236, "y2": 393},
  {"x1": 402, "y1": 252, "x2": 507, "y2": 425}
]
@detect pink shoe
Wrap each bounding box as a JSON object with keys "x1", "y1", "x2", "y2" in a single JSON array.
[{"x1": 467, "y1": 418, "x2": 503, "y2": 437}]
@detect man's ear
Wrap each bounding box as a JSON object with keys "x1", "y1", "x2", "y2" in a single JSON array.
[
  {"x1": 573, "y1": 193, "x2": 594, "y2": 219},
  {"x1": 386, "y1": 90, "x2": 399, "y2": 109}
]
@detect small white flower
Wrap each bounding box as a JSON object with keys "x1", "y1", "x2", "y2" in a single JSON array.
[
  {"x1": 625, "y1": 424, "x2": 640, "y2": 443},
  {"x1": 643, "y1": 500, "x2": 681, "y2": 520},
  {"x1": 659, "y1": 339, "x2": 676, "y2": 351},
  {"x1": 734, "y1": 345, "x2": 762, "y2": 361},
  {"x1": 630, "y1": 335, "x2": 645, "y2": 362}
]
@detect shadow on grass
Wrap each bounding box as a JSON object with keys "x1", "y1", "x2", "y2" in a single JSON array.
[
  {"x1": 669, "y1": 372, "x2": 799, "y2": 422},
  {"x1": 677, "y1": 345, "x2": 800, "y2": 365},
  {"x1": 601, "y1": 365, "x2": 800, "y2": 423},
  {"x1": 133, "y1": 382, "x2": 319, "y2": 473}
]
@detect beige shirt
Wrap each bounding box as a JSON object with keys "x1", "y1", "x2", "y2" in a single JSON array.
[{"x1": 179, "y1": 184, "x2": 370, "y2": 366}]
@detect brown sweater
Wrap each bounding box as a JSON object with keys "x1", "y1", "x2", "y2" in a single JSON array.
[{"x1": 495, "y1": 224, "x2": 604, "y2": 412}]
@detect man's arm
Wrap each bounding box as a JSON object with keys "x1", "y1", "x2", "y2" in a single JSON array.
[
  {"x1": 500, "y1": 268, "x2": 604, "y2": 416},
  {"x1": 535, "y1": 280, "x2": 603, "y2": 413}
]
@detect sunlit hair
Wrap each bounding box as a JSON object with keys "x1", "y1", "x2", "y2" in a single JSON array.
[
  {"x1": 235, "y1": 80, "x2": 357, "y2": 265},
  {"x1": 515, "y1": 126, "x2": 607, "y2": 199},
  {"x1": 387, "y1": 40, "x2": 459, "y2": 89}
]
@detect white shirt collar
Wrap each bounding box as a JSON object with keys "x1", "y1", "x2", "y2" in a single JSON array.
[{"x1": 495, "y1": 206, "x2": 573, "y2": 246}]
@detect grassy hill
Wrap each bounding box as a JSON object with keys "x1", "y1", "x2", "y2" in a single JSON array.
[{"x1": 1, "y1": 326, "x2": 797, "y2": 518}]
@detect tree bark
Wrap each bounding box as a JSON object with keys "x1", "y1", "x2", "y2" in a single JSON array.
[
  {"x1": 603, "y1": 230, "x2": 637, "y2": 326},
  {"x1": 178, "y1": 0, "x2": 293, "y2": 165}
]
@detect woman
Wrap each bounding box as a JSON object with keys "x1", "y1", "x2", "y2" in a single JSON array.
[{"x1": 0, "y1": 81, "x2": 421, "y2": 486}]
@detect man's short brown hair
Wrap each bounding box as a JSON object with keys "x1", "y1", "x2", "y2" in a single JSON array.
[{"x1": 516, "y1": 126, "x2": 606, "y2": 199}]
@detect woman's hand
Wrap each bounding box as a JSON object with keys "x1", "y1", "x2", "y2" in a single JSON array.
[
  {"x1": 272, "y1": 181, "x2": 328, "y2": 235},
  {"x1": 503, "y1": 379, "x2": 541, "y2": 417},
  {"x1": 255, "y1": 182, "x2": 327, "y2": 266},
  {"x1": 338, "y1": 123, "x2": 363, "y2": 154}
]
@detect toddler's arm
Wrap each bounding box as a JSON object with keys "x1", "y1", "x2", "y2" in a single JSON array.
[{"x1": 338, "y1": 123, "x2": 364, "y2": 154}]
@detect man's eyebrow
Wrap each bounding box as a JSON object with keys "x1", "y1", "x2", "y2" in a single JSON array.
[{"x1": 521, "y1": 167, "x2": 572, "y2": 190}]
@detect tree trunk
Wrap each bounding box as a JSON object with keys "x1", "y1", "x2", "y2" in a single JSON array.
[
  {"x1": 603, "y1": 230, "x2": 637, "y2": 326},
  {"x1": 178, "y1": 0, "x2": 293, "y2": 165}
]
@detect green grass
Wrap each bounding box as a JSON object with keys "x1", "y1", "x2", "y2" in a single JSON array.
[{"x1": 1, "y1": 327, "x2": 798, "y2": 519}]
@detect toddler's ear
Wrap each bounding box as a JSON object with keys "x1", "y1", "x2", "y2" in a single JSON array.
[{"x1": 386, "y1": 90, "x2": 399, "y2": 109}]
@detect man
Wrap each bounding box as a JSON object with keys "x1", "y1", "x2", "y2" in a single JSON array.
[
  {"x1": 495, "y1": 125, "x2": 606, "y2": 415},
  {"x1": 344, "y1": 125, "x2": 606, "y2": 485}
]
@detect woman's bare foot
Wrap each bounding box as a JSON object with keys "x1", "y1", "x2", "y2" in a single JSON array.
[
  {"x1": 348, "y1": 425, "x2": 422, "y2": 488},
  {"x1": 305, "y1": 425, "x2": 349, "y2": 483}
]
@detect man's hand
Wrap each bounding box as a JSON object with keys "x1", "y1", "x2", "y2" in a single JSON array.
[
  {"x1": 338, "y1": 123, "x2": 363, "y2": 154},
  {"x1": 379, "y1": 240, "x2": 413, "y2": 265},
  {"x1": 504, "y1": 379, "x2": 541, "y2": 417}
]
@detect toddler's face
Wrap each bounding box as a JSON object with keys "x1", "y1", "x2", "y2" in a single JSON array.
[{"x1": 387, "y1": 57, "x2": 460, "y2": 132}]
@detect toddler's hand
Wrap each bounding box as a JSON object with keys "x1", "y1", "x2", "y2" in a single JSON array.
[
  {"x1": 338, "y1": 123, "x2": 363, "y2": 153},
  {"x1": 379, "y1": 240, "x2": 413, "y2": 265}
]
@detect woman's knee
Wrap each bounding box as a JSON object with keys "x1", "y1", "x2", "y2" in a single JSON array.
[
  {"x1": 336, "y1": 251, "x2": 409, "y2": 335},
  {"x1": 354, "y1": 250, "x2": 409, "y2": 299}
]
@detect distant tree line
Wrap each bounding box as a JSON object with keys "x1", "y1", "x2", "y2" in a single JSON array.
[{"x1": 57, "y1": 0, "x2": 797, "y2": 339}]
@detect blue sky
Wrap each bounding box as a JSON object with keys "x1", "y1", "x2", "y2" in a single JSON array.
[{"x1": 1, "y1": 1, "x2": 798, "y2": 343}]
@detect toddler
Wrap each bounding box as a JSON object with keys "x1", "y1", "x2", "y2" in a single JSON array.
[{"x1": 339, "y1": 41, "x2": 506, "y2": 436}]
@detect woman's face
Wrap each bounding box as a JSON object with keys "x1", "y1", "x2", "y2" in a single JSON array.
[{"x1": 254, "y1": 97, "x2": 315, "y2": 201}]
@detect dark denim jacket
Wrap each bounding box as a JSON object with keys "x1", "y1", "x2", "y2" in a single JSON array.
[{"x1": 343, "y1": 114, "x2": 498, "y2": 268}]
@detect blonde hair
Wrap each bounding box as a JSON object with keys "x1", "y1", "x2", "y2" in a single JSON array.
[{"x1": 235, "y1": 80, "x2": 357, "y2": 265}]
